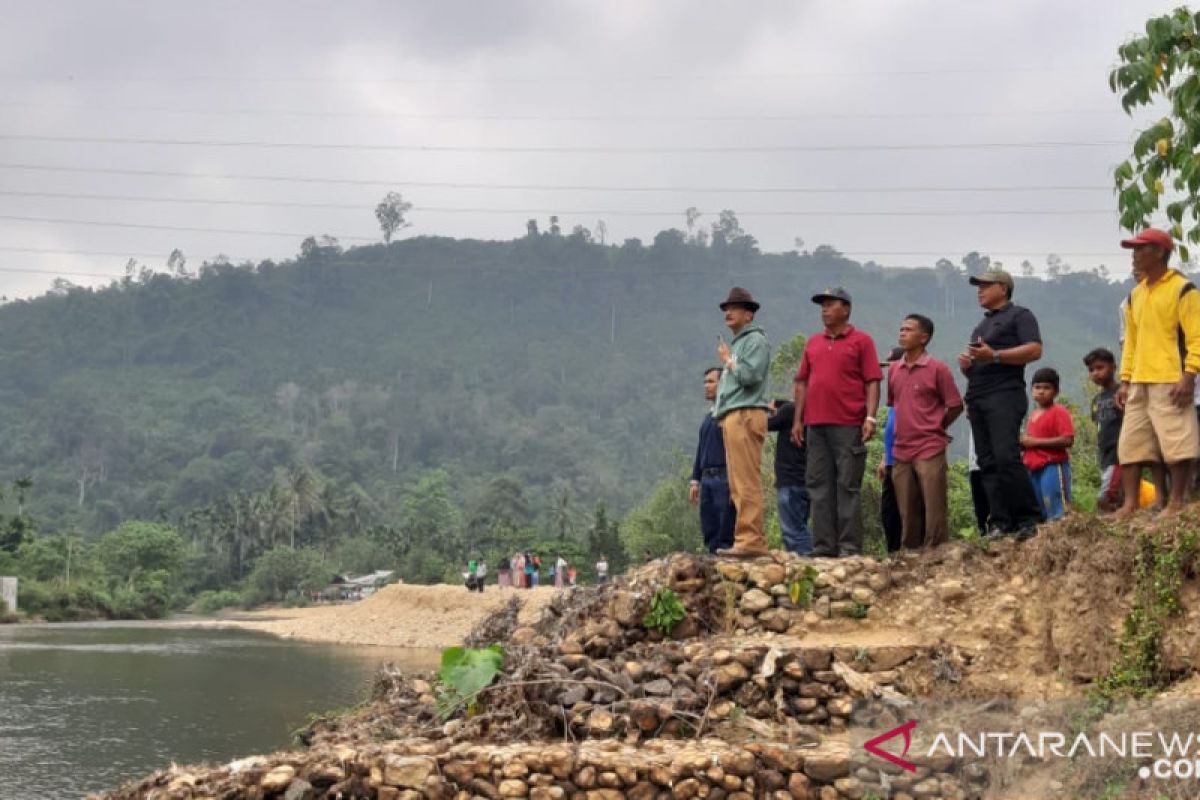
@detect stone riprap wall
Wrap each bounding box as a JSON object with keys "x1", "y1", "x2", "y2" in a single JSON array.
[
  {"x1": 516, "y1": 553, "x2": 894, "y2": 652},
  {"x1": 100, "y1": 736, "x2": 984, "y2": 800},
  {"x1": 99, "y1": 552, "x2": 984, "y2": 800},
  {"x1": 540, "y1": 635, "x2": 924, "y2": 738}
]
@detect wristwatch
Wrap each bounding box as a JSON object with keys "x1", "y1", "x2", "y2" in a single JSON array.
[{"x1": 992, "y1": 351, "x2": 1002, "y2": 364}]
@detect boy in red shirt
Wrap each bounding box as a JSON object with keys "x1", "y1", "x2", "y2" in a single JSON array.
[{"x1": 1021, "y1": 367, "x2": 1074, "y2": 522}]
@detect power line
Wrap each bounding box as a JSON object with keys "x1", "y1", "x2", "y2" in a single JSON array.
[
  {"x1": 0, "y1": 264, "x2": 122, "y2": 279},
  {"x1": 0, "y1": 244, "x2": 1125, "y2": 261},
  {"x1": 0, "y1": 132, "x2": 1130, "y2": 153},
  {"x1": 0, "y1": 188, "x2": 1119, "y2": 215},
  {"x1": 0, "y1": 65, "x2": 1099, "y2": 85},
  {"x1": 0, "y1": 100, "x2": 1122, "y2": 122},
  {"x1": 0, "y1": 209, "x2": 1120, "y2": 249},
  {"x1": 0, "y1": 245, "x2": 208, "y2": 260},
  {"x1": 0, "y1": 162, "x2": 1113, "y2": 194},
  {"x1": 0, "y1": 213, "x2": 373, "y2": 241}
]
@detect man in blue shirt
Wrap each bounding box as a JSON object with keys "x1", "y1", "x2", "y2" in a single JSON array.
[
  {"x1": 877, "y1": 347, "x2": 904, "y2": 552},
  {"x1": 690, "y1": 367, "x2": 736, "y2": 553}
]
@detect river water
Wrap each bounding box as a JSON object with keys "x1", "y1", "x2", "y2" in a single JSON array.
[{"x1": 0, "y1": 622, "x2": 439, "y2": 799}]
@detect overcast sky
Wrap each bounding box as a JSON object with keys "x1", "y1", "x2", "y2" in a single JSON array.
[{"x1": 0, "y1": 0, "x2": 1184, "y2": 297}]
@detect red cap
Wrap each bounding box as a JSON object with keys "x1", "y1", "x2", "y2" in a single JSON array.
[{"x1": 1120, "y1": 228, "x2": 1174, "y2": 253}]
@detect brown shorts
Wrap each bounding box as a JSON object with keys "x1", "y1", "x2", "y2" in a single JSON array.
[{"x1": 1118, "y1": 382, "x2": 1200, "y2": 465}]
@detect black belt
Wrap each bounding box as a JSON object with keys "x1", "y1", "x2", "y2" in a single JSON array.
[{"x1": 701, "y1": 467, "x2": 727, "y2": 477}]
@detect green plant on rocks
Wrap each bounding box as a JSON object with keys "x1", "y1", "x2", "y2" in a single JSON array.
[
  {"x1": 643, "y1": 587, "x2": 686, "y2": 635},
  {"x1": 435, "y1": 644, "x2": 505, "y2": 720},
  {"x1": 845, "y1": 601, "x2": 870, "y2": 620},
  {"x1": 788, "y1": 565, "x2": 819, "y2": 608},
  {"x1": 1098, "y1": 527, "x2": 1198, "y2": 698}
]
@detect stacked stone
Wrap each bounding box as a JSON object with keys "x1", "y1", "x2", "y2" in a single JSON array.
[
  {"x1": 518, "y1": 554, "x2": 894, "y2": 654},
  {"x1": 539, "y1": 635, "x2": 922, "y2": 738},
  {"x1": 712, "y1": 557, "x2": 892, "y2": 631},
  {"x1": 100, "y1": 552, "x2": 984, "y2": 800},
  {"x1": 99, "y1": 736, "x2": 979, "y2": 799}
]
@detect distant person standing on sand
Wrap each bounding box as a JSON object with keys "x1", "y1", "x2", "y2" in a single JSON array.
[
  {"x1": 555, "y1": 556, "x2": 567, "y2": 588},
  {"x1": 513, "y1": 552, "x2": 525, "y2": 589},
  {"x1": 497, "y1": 556, "x2": 511, "y2": 589},
  {"x1": 596, "y1": 554, "x2": 609, "y2": 584}
]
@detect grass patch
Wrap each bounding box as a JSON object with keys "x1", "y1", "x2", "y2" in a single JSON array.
[{"x1": 1096, "y1": 526, "x2": 1198, "y2": 698}]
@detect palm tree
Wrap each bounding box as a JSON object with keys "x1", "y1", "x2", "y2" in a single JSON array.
[
  {"x1": 551, "y1": 483, "x2": 574, "y2": 541},
  {"x1": 284, "y1": 465, "x2": 318, "y2": 549},
  {"x1": 13, "y1": 476, "x2": 32, "y2": 517}
]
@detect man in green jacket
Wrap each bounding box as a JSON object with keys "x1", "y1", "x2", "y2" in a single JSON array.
[{"x1": 714, "y1": 287, "x2": 771, "y2": 556}]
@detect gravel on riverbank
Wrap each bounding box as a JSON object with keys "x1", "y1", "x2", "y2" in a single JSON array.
[{"x1": 189, "y1": 584, "x2": 556, "y2": 649}]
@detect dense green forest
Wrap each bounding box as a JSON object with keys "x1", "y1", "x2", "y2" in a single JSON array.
[{"x1": 0, "y1": 217, "x2": 1131, "y2": 617}]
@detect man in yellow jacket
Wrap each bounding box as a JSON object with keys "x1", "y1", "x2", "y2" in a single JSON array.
[{"x1": 1116, "y1": 228, "x2": 1200, "y2": 515}]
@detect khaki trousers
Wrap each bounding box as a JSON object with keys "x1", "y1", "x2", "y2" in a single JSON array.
[
  {"x1": 892, "y1": 451, "x2": 948, "y2": 549},
  {"x1": 719, "y1": 408, "x2": 768, "y2": 550}
]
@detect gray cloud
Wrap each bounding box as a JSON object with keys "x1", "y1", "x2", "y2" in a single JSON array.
[{"x1": 0, "y1": 0, "x2": 1183, "y2": 297}]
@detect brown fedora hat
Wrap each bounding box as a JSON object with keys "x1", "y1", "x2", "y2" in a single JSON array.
[{"x1": 719, "y1": 286, "x2": 760, "y2": 312}]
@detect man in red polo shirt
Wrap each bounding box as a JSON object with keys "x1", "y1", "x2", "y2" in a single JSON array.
[
  {"x1": 791, "y1": 287, "x2": 882, "y2": 557},
  {"x1": 888, "y1": 314, "x2": 963, "y2": 549}
]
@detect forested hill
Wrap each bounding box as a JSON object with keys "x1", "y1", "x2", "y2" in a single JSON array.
[{"x1": 0, "y1": 228, "x2": 1128, "y2": 566}]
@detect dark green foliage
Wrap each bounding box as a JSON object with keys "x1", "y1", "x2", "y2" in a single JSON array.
[
  {"x1": 1110, "y1": 8, "x2": 1200, "y2": 256},
  {"x1": 191, "y1": 589, "x2": 248, "y2": 613},
  {"x1": 246, "y1": 546, "x2": 331, "y2": 604},
  {"x1": 18, "y1": 580, "x2": 112, "y2": 622},
  {"x1": 0, "y1": 232, "x2": 1127, "y2": 595},
  {"x1": 94, "y1": 522, "x2": 184, "y2": 589},
  {"x1": 643, "y1": 587, "x2": 687, "y2": 635}
]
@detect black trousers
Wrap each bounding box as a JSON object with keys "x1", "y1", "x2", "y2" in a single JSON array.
[
  {"x1": 807, "y1": 425, "x2": 867, "y2": 556},
  {"x1": 969, "y1": 469, "x2": 990, "y2": 534},
  {"x1": 880, "y1": 465, "x2": 903, "y2": 553},
  {"x1": 967, "y1": 387, "x2": 1043, "y2": 531}
]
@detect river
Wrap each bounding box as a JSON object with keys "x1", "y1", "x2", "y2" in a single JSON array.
[{"x1": 0, "y1": 621, "x2": 439, "y2": 799}]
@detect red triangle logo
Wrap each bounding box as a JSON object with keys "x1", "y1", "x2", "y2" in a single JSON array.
[{"x1": 863, "y1": 719, "x2": 918, "y2": 773}]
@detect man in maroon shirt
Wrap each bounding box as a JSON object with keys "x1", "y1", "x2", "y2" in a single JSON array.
[
  {"x1": 888, "y1": 314, "x2": 963, "y2": 549},
  {"x1": 791, "y1": 287, "x2": 882, "y2": 557}
]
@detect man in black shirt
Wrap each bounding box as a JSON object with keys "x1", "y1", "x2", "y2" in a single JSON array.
[
  {"x1": 957, "y1": 270, "x2": 1045, "y2": 538},
  {"x1": 768, "y1": 399, "x2": 811, "y2": 554}
]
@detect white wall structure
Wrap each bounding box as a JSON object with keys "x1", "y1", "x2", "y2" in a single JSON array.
[{"x1": 0, "y1": 576, "x2": 17, "y2": 613}]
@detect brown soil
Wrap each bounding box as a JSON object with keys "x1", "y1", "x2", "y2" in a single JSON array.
[
  {"x1": 191, "y1": 585, "x2": 556, "y2": 649},
  {"x1": 879, "y1": 511, "x2": 1200, "y2": 700}
]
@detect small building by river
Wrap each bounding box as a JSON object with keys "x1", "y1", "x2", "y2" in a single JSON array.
[
  {"x1": 1, "y1": 575, "x2": 16, "y2": 613},
  {"x1": 316, "y1": 570, "x2": 394, "y2": 603}
]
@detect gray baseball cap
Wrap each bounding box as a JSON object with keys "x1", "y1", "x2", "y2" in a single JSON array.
[
  {"x1": 811, "y1": 286, "x2": 852, "y2": 305},
  {"x1": 967, "y1": 270, "x2": 1014, "y2": 291}
]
